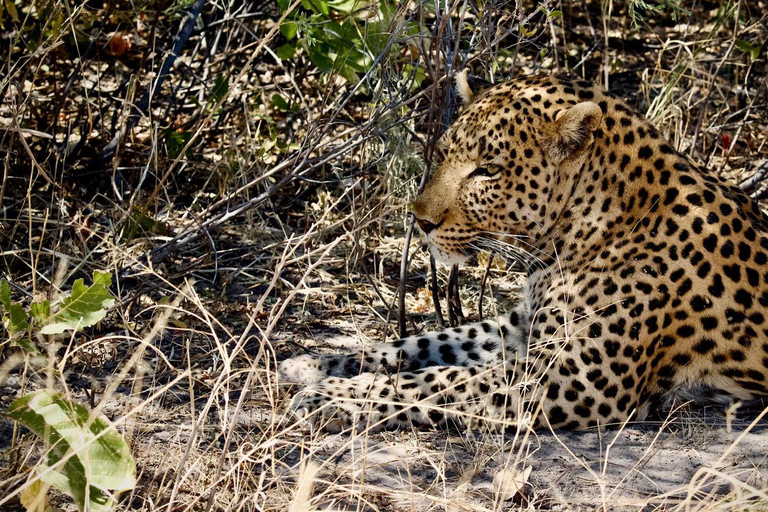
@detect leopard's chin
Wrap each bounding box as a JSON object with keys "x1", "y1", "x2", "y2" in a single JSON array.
[{"x1": 428, "y1": 244, "x2": 470, "y2": 267}]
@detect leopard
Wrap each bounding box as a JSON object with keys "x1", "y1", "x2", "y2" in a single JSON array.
[{"x1": 278, "y1": 72, "x2": 768, "y2": 433}]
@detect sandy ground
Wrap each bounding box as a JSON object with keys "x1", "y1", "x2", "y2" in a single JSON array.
[{"x1": 275, "y1": 414, "x2": 768, "y2": 511}]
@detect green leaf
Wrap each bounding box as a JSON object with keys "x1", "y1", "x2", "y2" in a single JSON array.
[
  {"x1": 275, "y1": 43, "x2": 296, "y2": 60},
  {"x1": 280, "y1": 20, "x2": 298, "y2": 40},
  {"x1": 402, "y1": 64, "x2": 426, "y2": 90},
  {"x1": 2, "y1": 280, "x2": 13, "y2": 309},
  {"x1": 30, "y1": 300, "x2": 50, "y2": 322},
  {"x1": 271, "y1": 94, "x2": 291, "y2": 112},
  {"x1": 8, "y1": 390, "x2": 136, "y2": 512},
  {"x1": 1, "y1": 279, "x2": 29, "y2": 339},
  {"x1": 212, "y1": 74, "x2": 229, "y2": 102},
  {"x1": 301, "y1": 0, "x2": 328, "y2": 16},
  {"x1": 92, "y1": 271, "x2": 111, "y2": 288},
  {"x1": 735, "y1": 40, "x2": 760, "y2": 60},
  {"x1": 306, "y1": 42, "x2": 334, "y2": 71},
  {"x1": 338, "y1": 63, "x2": 360, "y2": 84},
  {"x1": 39, "y1": 272, "x2": 115, "y2": 335},
  {"x1": 276, "y1": 0, "x2": 290, "y2": 11},
  {"x1": 165, "y1": 131, "x2": 192, "y2": 159},
  {"x1": 327, "y1": 0, "x2": 359, "y2": 14},
  {"x1": 548, "y1": 9, "x2": 563, "y2": 17},
  {"x1": 121, "y1": 207, "x2": 170, "y2": 243},
  {"x1": 4, "y1": 0, "x2": 20, "y2": 22}
]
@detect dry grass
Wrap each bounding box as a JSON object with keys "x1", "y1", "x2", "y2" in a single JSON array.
[{"x1": 1, "y1": 0, "x2": 767, "y2": 510}]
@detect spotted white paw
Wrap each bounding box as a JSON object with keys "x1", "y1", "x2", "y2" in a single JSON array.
[
  {"x1": 278, "y1": 354, "x2": 328, "y2": 385},
  {"x1": 288, "y1": 386, "x2": 360, "y2": 432},
  {"x1": 287, "y1": 374, "x2": 390, "y2": 432}
]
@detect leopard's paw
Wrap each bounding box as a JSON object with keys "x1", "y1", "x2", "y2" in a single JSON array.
[
  {"x1": 287, "y1": 375, "x2": 388, "y2": 432},
  {"x1": 278, "y1": 354, "x2": 328, "y2": 385},
  {"x1": 289, "y1": 389, "x2": 355, "y2": 432}
]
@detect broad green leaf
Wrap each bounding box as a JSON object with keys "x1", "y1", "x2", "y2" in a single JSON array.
[
  {"x1": 2, "y1": 279, "x2": 14, "y2": 311},
  {"x1": 327, "y1": 0, "x2": 359, "y2": 14},
  {"x1": 8, "y1": 390, "x2": 136, "y2": 512},
  {"x1": 338, "y1": 63, "x2": 360, "y2": 84},
  {"x1": 306, "y1": 43, "x2": 334, "y2": 71},
  {"x1": 30, "y1": 299, "x2": 51, "y2": 322},
  {"x1": 275, "y1": 43, "x2": 296, "y2": 60},
  {"x1": 39, "y1": 273, "x2": 114, "y2": 335},
  {"x1": 302, "y1": 0, "x2": 328, "y2": 16},
  {"x1": 276, "y1": 0, "x2": 290, "y2": 11},
  {"x1": 279, "y1": 20, "x2": 298, "y2": 40},
  {"x1": 271, "y1": 94, "x2": 291, "y2": 112},
  {"x1": 1, "y1": 279, "x2": 29, "y2": 339},
  {"x1": 92, "y1": 271, "x2": 111, "y2": 288}
]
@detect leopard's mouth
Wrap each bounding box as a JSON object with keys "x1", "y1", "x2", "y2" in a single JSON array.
[
  {"x1": 421, "y1": 231, "x2": 479, "y2": 267},
  {"x1": 414, "y1": 213, "x2": 484, "y2": 265},
  {"x1": 415, "y1": 216, "x2": 444, "y2": 235}
]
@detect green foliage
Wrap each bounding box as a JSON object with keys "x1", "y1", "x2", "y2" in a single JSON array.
[
  {"x1": 9, "y1": 390, "x2": 136, "y2": 512},
  {"x1": 628, "y1": 0, "x2": 690, "y2": 29},
  {"x1": 274, "y1": 43, "x2": 296, "y2": 60},
  {"x1": 120, "y1": 207, "x2": 172, "y2": 243},
  {"x1": 280, "y1": 19, "x2": 299, "y2": 40},
  {"x1": 1, "y1": 271, "x2": 115, "y2": 349},
  {"x1": 735, "y1": 40, "x2": 760, "y2": 61},
  {"x1": 212, "y1": 74, "x2": 229, "y2": 103},
  {"x1": 255, "y1": 123, "x2": 302, "y2": 155},
  {"x1": 0, "y1": 0, "x2": 20, "y2": 28},
  {"x1": 166, "y1": 130, "x2": 193, "y2": 158},
  {"x1": 271, "y1": 93, "x2": 300, "y2": 113},
  {"x1": 275, "y1": 0, "x2": 422, "y2": 84},
  {"x1": 1, "y1": 279, "x2": 29, "y2": 341},
  {"x1": 2, "y1": 275, "x2": 130, "y2": 511},
  {"x1": 38, "y1": 272, "x2": 115, "y2": 335}
]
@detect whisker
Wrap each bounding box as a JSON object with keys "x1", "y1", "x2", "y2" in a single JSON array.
[
  {"x1": 482, "y1": 231, "x2": 550, "y2": 258},
  {"x1": 479, "y1": 235, "x2": 548, "y2": 267},
  {"x1": 471, "y1": 236, "x2": 547, "y2": 273}
]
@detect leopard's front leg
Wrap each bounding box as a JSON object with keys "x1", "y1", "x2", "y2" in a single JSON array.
[
  {"x1": 279, "y1": 305, "x2": 529, "y2": 385},
  {"x1": 289, "y1": 357, "x2": 542, "y2": 432}
]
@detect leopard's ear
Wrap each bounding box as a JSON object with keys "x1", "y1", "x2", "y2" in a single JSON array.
[
  {"x1": 543, "y1": 101, "x2": 602, "y2": 164},
  {"x1": 455, "y1": 70, "x2": 493, "y2": 105}
]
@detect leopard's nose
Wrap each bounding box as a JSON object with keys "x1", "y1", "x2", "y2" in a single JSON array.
[{"x1": 415, "y1": 217, "x2": 440, "y2": 234}]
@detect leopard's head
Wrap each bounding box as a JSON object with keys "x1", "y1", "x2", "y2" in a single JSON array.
[{"x1": 412, "y1": 74, "x2": 603, "y2": 265}]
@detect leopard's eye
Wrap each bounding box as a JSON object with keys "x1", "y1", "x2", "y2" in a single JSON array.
[{"x1": 468, "y1": 166, "x2": 500, "y2": 179}]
